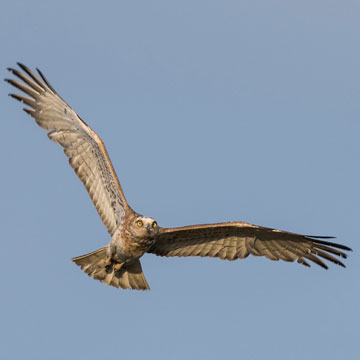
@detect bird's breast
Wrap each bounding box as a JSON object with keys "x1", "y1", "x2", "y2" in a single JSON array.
[
  {"x1": 110, "y1": 229, "x2": 154, "y2": 262},
  {"x1": 122, "y1": 236, "x2": 153, "y2": 256}
]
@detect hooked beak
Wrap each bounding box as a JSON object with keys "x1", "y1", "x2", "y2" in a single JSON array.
[{"x1": 146, "y1": 223, "x2": 156, "y2": 238}]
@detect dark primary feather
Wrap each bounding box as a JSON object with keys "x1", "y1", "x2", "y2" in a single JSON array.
[
  {"x1": 17, "y1": 63, "x2": 48, "y2": 90},
  {"x1": 149, "y1": 222, "x2": 351, "y2": 269},
  {"x1": 36, "y1": 67, "x2": 58, "y2": 93}
]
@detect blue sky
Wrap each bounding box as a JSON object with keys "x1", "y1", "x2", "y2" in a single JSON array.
[{"x1": 1, "y1": 1, "x2": 359, "y2": 359}]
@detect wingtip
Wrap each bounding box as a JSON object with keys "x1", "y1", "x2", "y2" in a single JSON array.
[
  {"x1": 36, "y1": 67, "x2": 43, "y2": 77},
  {"x1": 36, "y1": 67, "x2": 46, "y2": 81},
  {"x1": 306, "y1": 235, "x2": 336, "y2": 239},
  {"x1": 23, "y1": 108, "x2": 35, "y2": 116},
  {"x1": 16, "y1": 62, "x2": 27, "y2": 70},
  {"x1": 35, "y1": 66, "x2": 57, "y2": 94},
  {"x1": 4, "y1": 78, "x2": 17, "y2": 87}
]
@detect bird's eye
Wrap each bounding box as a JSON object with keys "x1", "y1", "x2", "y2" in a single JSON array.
[
  {"x1": 152, "y1": 221, "x2": 157, "y2": 228},
  {"x1": 136, "y1": 220, "x2": 143, "y2": 227}
]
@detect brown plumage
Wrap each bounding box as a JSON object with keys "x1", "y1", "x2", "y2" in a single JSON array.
[{"x1": 6, "y1": 63, "x2": 352, "y2": 290}]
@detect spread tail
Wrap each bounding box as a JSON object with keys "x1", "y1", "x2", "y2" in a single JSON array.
[{"x1": 72, "y1": 247, "x2": 150, "y2": 290}]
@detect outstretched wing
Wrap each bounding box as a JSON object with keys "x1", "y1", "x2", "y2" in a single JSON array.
[
  {"x1": 149, "y1": 222, "x2": 351, "y2": 269},
  {"x1": 6, "y1": 63, "x2": 129, "y2": 235}
]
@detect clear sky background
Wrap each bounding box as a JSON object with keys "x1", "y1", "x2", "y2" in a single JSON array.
[{"x1": 1, "y1": 1, "x2": 359, "y2": 359}]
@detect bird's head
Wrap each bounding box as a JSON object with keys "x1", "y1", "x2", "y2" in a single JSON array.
[{"x1": 131, "y1": 215, "x2": 159, "y2": 240}]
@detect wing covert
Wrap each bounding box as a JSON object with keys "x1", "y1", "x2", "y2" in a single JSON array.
[
  {"x1": 6, "y1": 63, "x2": 129, "y2": 235},
  {"x1": 149, "y1": 222, "x2": 351, "y2": 269}
]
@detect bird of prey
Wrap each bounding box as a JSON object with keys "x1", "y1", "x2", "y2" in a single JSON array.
[{"x1": 6, "y1": 63, "x2": 351, "y2": 290}]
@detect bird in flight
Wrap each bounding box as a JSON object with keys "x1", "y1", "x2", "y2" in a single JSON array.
[{"x1": 6, "y1": 63, "x2": 351, "y2": 290}]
